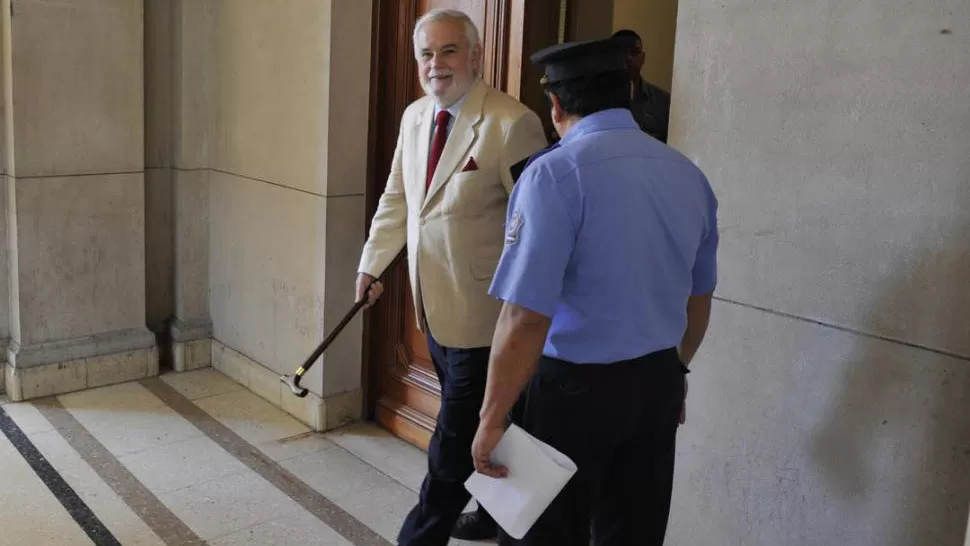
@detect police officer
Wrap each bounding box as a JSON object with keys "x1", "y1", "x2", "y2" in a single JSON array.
[{"x1": 471, "y1": 37, "x2": 719, "y2": 546}]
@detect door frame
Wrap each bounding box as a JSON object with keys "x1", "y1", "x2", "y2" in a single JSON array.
[{"x1": 361, "y1": 0, "x2": 562, "y2": 445}]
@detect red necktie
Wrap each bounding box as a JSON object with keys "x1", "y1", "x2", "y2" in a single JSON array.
[{"x1": 427, "y1": 110, "x2": 451, "y2": 190}]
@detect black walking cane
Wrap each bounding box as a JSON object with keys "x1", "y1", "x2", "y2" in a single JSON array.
[{"x1": 280, "y1": 248, "x2": 406, "y2": 398}]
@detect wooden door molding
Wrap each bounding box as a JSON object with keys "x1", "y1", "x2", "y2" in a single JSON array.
[
  {"x1": 363, "y1": 0, "x2": 422, "y2": 431},
  {"x1": 482, "y1": 0, "x2": 511, "y2": 91},
  {"x1": 364, "y1": 0, "x2": 447, "y2": 449},
  {"x1": 506, "y1": 0, "x2": 563, "y2": 139}
]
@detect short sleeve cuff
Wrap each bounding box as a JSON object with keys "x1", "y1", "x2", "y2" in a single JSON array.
[
  {"x1": 488, "y1": 279, "x2": 558, "y2": 318},
  {"x1": 691, "y1": 270, "x2": 717, "y2": 295}
]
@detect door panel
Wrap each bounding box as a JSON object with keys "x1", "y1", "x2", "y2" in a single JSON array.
[{"x1": 372, "y1": 0, "x2": 489, "y2": 449}]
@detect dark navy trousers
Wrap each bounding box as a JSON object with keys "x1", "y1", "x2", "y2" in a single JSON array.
[
  {"x1": 500, "y1": 348, "x2": 686, "y2": 546},
  {"x1": 396, "y1": 328, "x2": 496, "y2": 545}
]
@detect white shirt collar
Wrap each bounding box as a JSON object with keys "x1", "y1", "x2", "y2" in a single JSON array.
[{"x1": 433, "y1": 92, "x2": 468, "y2": 120}]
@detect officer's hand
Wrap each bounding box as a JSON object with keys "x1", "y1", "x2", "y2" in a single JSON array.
[
  {"x1": 355, "y1": 273, "x2": 383, "y2": 309},
  {"x1": 679, "y1": 377, "x2": 688, "y2": 424},
  {"x1": 472, "y1": 421, "x2": 507, "y2": 478}
]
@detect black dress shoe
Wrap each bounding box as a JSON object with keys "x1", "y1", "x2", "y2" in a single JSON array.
[{"x1": 451, "y1": 511, "x2": 498, "y2": 540}]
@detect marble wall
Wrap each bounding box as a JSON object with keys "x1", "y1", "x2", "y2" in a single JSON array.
[
  {"x1": 164, "y1": 0, "x2": 217, "y2": 372},
  {"x1": 668, "y1": 0, "x2": 970, "y2": 543},
  {"x1": 0, "y1": 0, "x2": 373, "y2": 420},
  {"x1": 1, "y1": 0, "x2": 156, "y2": 400},
  {"x1": 152, "y1": 0, "x2": 374, "y2": 427}
]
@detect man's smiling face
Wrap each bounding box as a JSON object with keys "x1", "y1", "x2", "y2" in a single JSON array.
[{"x1": 414, "y1": 18, "x2": 480, "y2": 107}]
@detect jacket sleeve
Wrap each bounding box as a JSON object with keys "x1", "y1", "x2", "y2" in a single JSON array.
[
  {"x1": 499, "y1": 109, "x2": 549, "y2": 194},
  {"x1": 357, "y1": 123, "x2": 408, "y2": 278}
]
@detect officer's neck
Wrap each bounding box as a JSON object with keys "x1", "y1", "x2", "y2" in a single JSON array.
[{"x1": 554, "y1": 115, "x2": 582, "y2": 139}]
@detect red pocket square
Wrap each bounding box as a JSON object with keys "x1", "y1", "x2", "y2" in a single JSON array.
[{"x1": 461, "y1": 157, "x2": 478, "y2": 172}]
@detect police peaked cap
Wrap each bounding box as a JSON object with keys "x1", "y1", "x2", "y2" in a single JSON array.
[{"x1": 532, "y1": 37, "x2": 631, "y2": 84}]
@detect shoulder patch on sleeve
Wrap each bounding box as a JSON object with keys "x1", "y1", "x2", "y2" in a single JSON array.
[{"x1": 505, "y1": 209, "x2": 523, "y2": 245}]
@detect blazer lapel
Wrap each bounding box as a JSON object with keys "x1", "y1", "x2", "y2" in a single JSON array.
[
  {"x1": 413, "y1": 102, "x2": 434, "y2": 204},
  {"x1": 422, "y1": 80, "x2": 486, "y2": 212}
]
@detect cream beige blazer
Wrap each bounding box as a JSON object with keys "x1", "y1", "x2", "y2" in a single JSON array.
[{"x1": 357, "y1": 79, "x2": 548, "y2": 348}]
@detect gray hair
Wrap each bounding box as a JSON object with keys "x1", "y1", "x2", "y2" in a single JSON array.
[{"x1": 413, "y1": 8, "x2": 480, "y2": 50}]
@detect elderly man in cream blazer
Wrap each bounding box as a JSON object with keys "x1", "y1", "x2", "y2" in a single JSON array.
[{"x1": 355, "y1": 8, "x2": 547, "y2": 545}]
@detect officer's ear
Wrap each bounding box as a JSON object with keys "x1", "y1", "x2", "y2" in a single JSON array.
[{"x1": 548, "y1": 92, "x2": 566, "y2": 125}]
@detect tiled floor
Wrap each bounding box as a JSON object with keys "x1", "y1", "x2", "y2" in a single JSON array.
[{"x1": 0, "y1": 368, "x2": 491, "y2": 545}]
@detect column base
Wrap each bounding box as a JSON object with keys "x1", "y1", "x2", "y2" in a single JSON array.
[
  {"x1": 210, "y1": 339, "x2": 361, "y2": 432},
  {"x1": 4, "y1": 328, "x2": 158, "y2": 401},
  {"x1": 0, "y1": 338, "x2": 10, "y2": 395},
  {"x1": 170, "y1": 318, "x2": 213, "y2": 372},
  {"x1": 173, "y1": 339, "x2": 211, "y2": 372}
]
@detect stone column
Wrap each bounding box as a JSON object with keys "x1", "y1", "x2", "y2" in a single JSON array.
[
  {"x1": 0, "y1": 0, "x2": 11, "y2": 370},
  {"x1": 1, "y1": 0, "x2": 156, "y2": 400},
  {"x1": 168, "y1": 0, "x2": 216, "y2": 372},
  {"x1": 205, "y1": 0, "x2": 372, "y2": 430},
  {"x1": 316, "y1": 0, "x2": 373, "y2": 422}
]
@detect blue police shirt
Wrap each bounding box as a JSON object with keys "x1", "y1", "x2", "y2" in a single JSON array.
[{"x1": 488, "y1": 108, "x2": 718, "y2": 364}]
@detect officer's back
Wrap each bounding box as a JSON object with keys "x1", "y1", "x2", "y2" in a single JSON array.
[
  {"x1": 513, "y1": 110, "x2": 716, "y2": 364},
  {"x1": 475, "y1": 36, "x2": 718, "y2": 546}
]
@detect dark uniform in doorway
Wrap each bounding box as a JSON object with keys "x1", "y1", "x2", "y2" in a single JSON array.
[
  {"x1": 471, "y1": 37, "x2": 719, "y2": 545},
  {"x1": 613, "y1": 29, "x2": 671, "y2": 142}
]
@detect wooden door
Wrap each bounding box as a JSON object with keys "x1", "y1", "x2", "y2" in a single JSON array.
[{"x1": 363, "y1": 0, "x2": 562, "y2": 449}]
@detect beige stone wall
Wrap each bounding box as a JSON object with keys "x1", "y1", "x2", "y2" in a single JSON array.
[
  {"x1": 161, "y1": 1, "x2": 373, "y2": 414},
  {"x1": 165, "y1": 0, "x2": 216, "y2": 372},
  {"x1": 1, "y1": 0, "x2": 156, "y2": 399},
  {"x1": 0, "y1": 0, "x2": 372, "y2": 418},
  {"x1": 669, "y1": 0, "x2": 970, "y2": 543},
  {"x1": 568, "y1": 0, "x2": 614, "y2": 42}
]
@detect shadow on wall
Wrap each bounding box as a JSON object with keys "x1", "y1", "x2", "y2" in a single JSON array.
[{"x1": 810, "y1": 216, "x2": 970, "y2": 545}]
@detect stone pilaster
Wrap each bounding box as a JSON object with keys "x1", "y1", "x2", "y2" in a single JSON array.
[
  {"x1": 168, "y1": 0, "x2": 217, "y2": 371},
  {"x1": 204, "y1": 0, "x2": 372, "y2": 430},
  {"x1": 1, "y1": 0, "x2": 156, "y2": 400}
]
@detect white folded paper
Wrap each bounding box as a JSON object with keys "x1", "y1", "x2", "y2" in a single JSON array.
[{"x1": 464, "y1": 423, "x2": 578, "y2": 539}]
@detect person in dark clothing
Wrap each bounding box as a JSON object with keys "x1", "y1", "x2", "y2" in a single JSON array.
[{"x1": 613, "y1": 29, "x2": 671, "y2": 142}]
